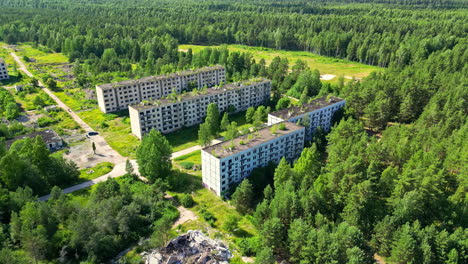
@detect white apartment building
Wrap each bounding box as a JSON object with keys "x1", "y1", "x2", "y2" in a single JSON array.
[
  {"x1": 96, "y1": 65, "x2": 226, "y2": 113},
  {"x1": 0, "y1": 58, "x2": 9, "y2": 80},
  {"x1": 268, "y1": 96, "x2": 345, "y2": 140},
  {"x1": 129, "y1": 79, "x2": 271, "y2": 139},
  {"x1": 202, "y1": 121, "x2": 305, "y2": 196}
]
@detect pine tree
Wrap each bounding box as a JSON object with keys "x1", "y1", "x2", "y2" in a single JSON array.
[
  {"x1": 232, "y1": 179, "x2": 253, "y2": 214},
  {"x1": 273, "y1": 158, "x2": 293, "y2": 189}
]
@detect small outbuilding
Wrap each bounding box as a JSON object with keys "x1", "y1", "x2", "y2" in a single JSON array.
[
  {"x1": 15, "y1": 85, "x2": 24, "y2": 92},
  {"x1": 6, "y1": 129, "x2": 64, "y2": 151}
]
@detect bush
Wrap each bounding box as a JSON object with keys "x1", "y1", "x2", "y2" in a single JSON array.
[
  {"x1": 179, "y1": 193, "x2": 195, "y2": 208},
  {"x1": 100, "y1": 122, "x2": 109, "y2": 128},
  {"x1": 222, "y1": 215, "x2": 239, "y2": 232},
  {"x1": 179, "y1": 161, "x2": 194, "y2": 170},
  {"x1": 37, "y1": 116, "x2": 57, "y2": 127},
  {"x1": 199, "y1": 206, "x2": 216, "y2": 226},
  {"x1": 237, "y1": 236, "x2": 261, "y2": 256},
  {"x1": 169, "y1": 171, "x2": 198, "y2": 193}
]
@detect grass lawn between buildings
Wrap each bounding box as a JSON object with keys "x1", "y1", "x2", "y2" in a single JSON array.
[
  {"x1": 180, "y1": 44, "x2": 380, "y2": 79},
  {"x1": 79, "y1": 162, "x2": 114, "y2": 181}
]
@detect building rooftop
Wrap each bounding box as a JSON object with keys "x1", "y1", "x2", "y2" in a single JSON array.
[
  {"x1": 129, "y1": 78, "x2": 270, "y2": 111},
  {"x1": 6, "y1": 129, "x2": 62, "y2": 148},
  {"x1": 269, "y1": 96, "x2": 345, "y2": 120},
  {"x1": 96, "y1": 65, "x2": 225, "y2": 90},
  {"x1": 203, "y1": 121, "x2": 304, "y2": 159}
]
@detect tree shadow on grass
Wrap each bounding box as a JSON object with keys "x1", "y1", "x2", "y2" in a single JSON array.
[
  {"x1": 233, "y1": 227, "x2": 253, "y2": 238},
  {"x1": 169, "y1": 170, "x2": 204, "y2": 194}
]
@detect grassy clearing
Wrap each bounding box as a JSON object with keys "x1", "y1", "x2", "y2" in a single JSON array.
[
  {"x1": 53, "y1": 89, "x2": 97, "y2": 112},
  {"x1": 79, "y1": 162, "x2": 114, "y2": 181},
  {"x1": 49, "y1": 110, "x2": 82, "y2": 132},
  {"x1": 174, "y1": 150, "x2": 201, "y2": 164},
  {"x1": 10, "y1": 90, "x2": 43, "y2": 110},
  {"x1": 180, "y1": 44, "x2": 380, "y2": 78},
  {"x1": 174, "y1": 150, "x2": 202, "y2": 171},
  {"x1": 15, "y1": 43, "x2": 68, "y2": 64},
  {"x1": 166, "y1": 124, "x2": 200, "y2": 152},
  {"x1": 174, "y1": 150, "x2": 202, "y2": 164}
]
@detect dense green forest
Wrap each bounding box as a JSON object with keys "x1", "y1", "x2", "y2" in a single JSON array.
[{"x1": 0, "y1": 0, "x2": 467, "y2": 263}]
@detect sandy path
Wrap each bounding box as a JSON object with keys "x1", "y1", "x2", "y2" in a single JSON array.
[{"x1": 172, "y1": 206, "x2": 198, "y2": 228}]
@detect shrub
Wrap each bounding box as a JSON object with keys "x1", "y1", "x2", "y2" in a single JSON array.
[
  {"x1": 222, "y1": 215, "x2": 239, "y2": 232},
  {"x1": 179, "y1": 161, "x2": 194, "y2": 170},
  {"x1": 37, "y1": 116, "x2": 57, "y2": 127},
  {"x1": 236, "y1": 236, "x2": 261, "y2": 256},
  {"x1": 179, "y1": 193, "x2": 195, "y2": 208},
  {"x1": 100, "y1": 122, "x2": 109, "y2": 128},
  {"x1": 199, "y1": 206, "x2": 216, "y2": 226}
]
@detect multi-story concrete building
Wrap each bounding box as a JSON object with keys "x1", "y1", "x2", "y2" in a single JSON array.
[
  {"x1": 268, "y1": 96, "x2": 345, "y2": 140},
  {"x1": 96, "y1": 65, "x2": 226, "y2": 113},
  {"x1": 202, "y1": 121, "x2": 305, "y2": 196},
  {"x1": 0, "y1": 58, "x2": 9, "y2": 80},
  {"x1": 129, "y1": 78, "x2": 271, "y2": 138}
]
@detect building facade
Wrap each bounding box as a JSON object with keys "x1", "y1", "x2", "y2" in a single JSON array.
[
  {"x1": 268, "y1": 96, "x2": 345, "y2": 140},
  {"x1": 129, "y1": 79, "x2": 271, "y2": 138},
  {"x1": 0, "y1": 58, "x2": 9, "y2": 80},
  {"x1": 201, "y1": 121, "x2": 305, "y2": 196},
  {"x1": 96, "y1": 65, "x2": 226, "y2": 113}
]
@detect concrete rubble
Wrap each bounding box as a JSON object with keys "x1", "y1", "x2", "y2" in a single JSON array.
[{"x1": 142, "y1": 230, "x2": 232, "y2": 264}]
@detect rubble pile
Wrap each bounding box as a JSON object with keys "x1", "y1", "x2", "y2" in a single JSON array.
[{"x1": 143, "y1": 230, "x2": 232, "y2": 264}]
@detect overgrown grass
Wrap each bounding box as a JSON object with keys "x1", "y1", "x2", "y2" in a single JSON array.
[
  {"x1": 79, "y1": 162, "x2": 114, "y2": 181},
  {"x1": 49, "y1": 110, "x2": 82, "y2": 132},
  {"x1": 174, "y1": 150, "x2": 202, "y2": 164},
  {"x1": 174, "y1": 150, "x2": 202, "y2": 172},
  {"x1": 15, "y1": 43, "x2": 68, "y2": 64},
  {"x1": 10, "y1": 90, "x2": 42, "y2": 110},
  {"x1": 53, "y1": 89, "x2": 96, "y2": 111},
  {"x1": 180, "y1": 44, "x2": 380, "y2": 78},
  {"x1": 165, "y1": 124, "x2": 200, "y2": 152},
  {"x1": 168, "y1": 170, "x2": 257, "y2": 261}
]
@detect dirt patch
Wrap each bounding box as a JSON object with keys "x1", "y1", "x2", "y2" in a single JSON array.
[
  {"x1": 374, "y1": 254, "x2": 387, "y2": 264},
  {"x1": 242, "y1": 256, "x2": 254, "y2": 263},
  {"x1": 320, "y1": 74, "x2": 336, "y2": 80},
  {"x1": 15, "y1": 111, "x2": 45, "y2": 128},
  {"x1": 173, "y1": 206, "x2": 198, "y2": 228},
  {"x1": 64, "y1": 137, "x2": 124, "y2": 169}
]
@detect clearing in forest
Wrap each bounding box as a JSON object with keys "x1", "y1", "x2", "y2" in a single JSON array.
[{"x1": 179, "y1": 44, "x2": 380, "y2": 79}]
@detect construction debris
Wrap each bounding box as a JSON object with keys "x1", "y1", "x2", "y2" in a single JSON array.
[{"x1": 143, "y1": 230, "x2": 232, "y2": 264}]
